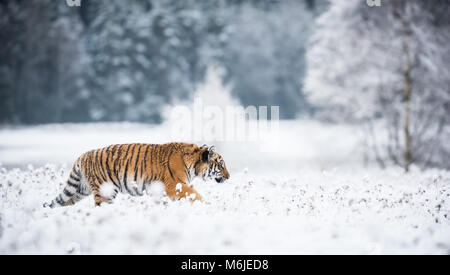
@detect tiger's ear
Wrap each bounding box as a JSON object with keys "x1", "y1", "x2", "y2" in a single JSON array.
[{"x1": 201, "y1": 149, "x2": 209, "y2": 162}]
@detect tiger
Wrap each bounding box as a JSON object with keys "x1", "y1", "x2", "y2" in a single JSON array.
[{"x1": 44, "y1": 143, "x2": 230, "y2": 208}]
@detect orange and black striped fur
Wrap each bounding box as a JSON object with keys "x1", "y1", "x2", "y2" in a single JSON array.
[{"x1": 44, "y1": 143, "x2": 230, "y2": 208}]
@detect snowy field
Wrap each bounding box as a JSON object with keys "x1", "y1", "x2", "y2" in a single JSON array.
[{"x1": 0, "y1": 121, "x2": 449, "y2": 254}]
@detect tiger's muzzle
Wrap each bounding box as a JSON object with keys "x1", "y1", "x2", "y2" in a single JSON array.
[{"x1": 215, "y1": 169, "x2": 230, "y2": 183}]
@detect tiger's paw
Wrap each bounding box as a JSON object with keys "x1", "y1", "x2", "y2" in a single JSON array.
[{"x1": 188, "y1": 193, "x2": 204, "y2": 203}]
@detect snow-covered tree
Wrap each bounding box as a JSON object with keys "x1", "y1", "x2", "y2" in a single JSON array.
[{"x1": 305, "y1": 0, "x2": 450, "y2": 170}]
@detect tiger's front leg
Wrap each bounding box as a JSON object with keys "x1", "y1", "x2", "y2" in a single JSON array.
[{"x1": 165, "y1": 181, "x2": 203, "y2": 202}]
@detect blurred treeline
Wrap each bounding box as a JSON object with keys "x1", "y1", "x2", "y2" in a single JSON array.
[{"x1": 0, "y1": 0, "x2": 326, "y2": 124}]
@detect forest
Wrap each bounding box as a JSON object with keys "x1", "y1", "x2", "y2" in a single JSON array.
[{"x1": 0, "y1": 0, "x2": 325, "y2": 124}]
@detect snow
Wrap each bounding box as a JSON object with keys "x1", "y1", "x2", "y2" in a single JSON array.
[
  {"x1": 0, "y1": 122, "x2": 449, "y2": 254},
  {"x1": 189, "y1": 193, "x2": 197, "y2": 201},
  {"x1": 176, "y1": 183, "x2": 183, "y2": 193},
  {"x1": 99, "y1": 182, "x2": 116, "y2": 200}
]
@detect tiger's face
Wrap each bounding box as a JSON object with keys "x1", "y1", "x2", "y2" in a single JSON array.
[
  {"x1": 196, "y1": 146, "x2": 230, "y2": 183},
  {"x1": 207, "y1": 151, "x2": 230, "y2": 183}
]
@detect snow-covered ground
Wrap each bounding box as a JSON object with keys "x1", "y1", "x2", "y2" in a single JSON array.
[{"x1": 0, "y1": 121, "x2": 449, "y2": 254}]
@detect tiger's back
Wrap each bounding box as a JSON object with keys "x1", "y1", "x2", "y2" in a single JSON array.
[{"x1": 45, "y1": 143, "x2": 230, "y2": 208}]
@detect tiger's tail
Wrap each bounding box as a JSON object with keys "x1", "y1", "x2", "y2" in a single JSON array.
[{"x1": 44, "y1": 161, "x2": 89, "y2": 208}]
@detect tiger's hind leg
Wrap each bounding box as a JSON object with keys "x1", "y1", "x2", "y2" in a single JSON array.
[
  {"x1": 64, "y1": 183, "x2": 92, "y2": 206},
  {"x1": 88, "y1": 177, "x2": 118, "y2": 207}
]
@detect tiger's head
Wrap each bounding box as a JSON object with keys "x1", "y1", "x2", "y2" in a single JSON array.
[{"x1": 195, "y1": 145, "x2": 230, "y2": 183}]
